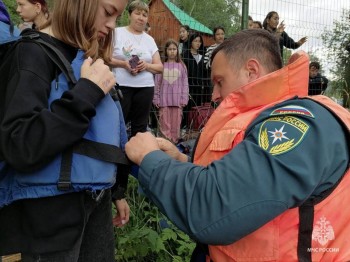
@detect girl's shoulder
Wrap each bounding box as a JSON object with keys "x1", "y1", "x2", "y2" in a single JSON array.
[{"x1": 14, "y1": 31, "x2": 76, "y2": 78}]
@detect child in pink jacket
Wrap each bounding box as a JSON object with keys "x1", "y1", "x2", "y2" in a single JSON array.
[{"x1": 153, "y1": 39, "x2": 189, "y2": 143}]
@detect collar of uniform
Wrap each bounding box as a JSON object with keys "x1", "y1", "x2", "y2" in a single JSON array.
[{"x1": 221, "y1": 51, "x2": 309, "y2": 114}]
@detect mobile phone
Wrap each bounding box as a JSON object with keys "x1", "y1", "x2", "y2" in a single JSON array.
[{"x1": 129, "y1": 55, "x2": 140, "y2": 69}]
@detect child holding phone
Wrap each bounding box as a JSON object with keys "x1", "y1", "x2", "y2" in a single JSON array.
[{"x1": 153, "y1": 39, "x2": 189, "y2": 143}]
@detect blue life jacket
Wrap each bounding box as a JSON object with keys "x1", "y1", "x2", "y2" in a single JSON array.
[{"x1": 0, "y1": 50, "x2": 129, "y2": 208}]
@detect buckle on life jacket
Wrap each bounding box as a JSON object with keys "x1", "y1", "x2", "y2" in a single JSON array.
[
  {"x1": 57, "y1": 180, "x2": 71, "y2": 191},
  {"x1": 86, "y1": 189, "x2": 105, "y2": 202},
  {"x1": 110, "y1": 85, "x2": 123, "y2": 101}
]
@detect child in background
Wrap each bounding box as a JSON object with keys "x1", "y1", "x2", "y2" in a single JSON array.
[{"x1": 153, "y1": 39, "x2": 189, "y2": 143}]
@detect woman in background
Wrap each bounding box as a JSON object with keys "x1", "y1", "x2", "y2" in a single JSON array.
[
  {"x1": 263, "y1": 11, "x2": 307, "y2": 60},
  {"x1": 204, "y1": 26, "x2": 225, "y2": 69},
  {"x1": 110, "y1": 0, "x2": 163, "y2": 138},
  {"x1": 16, "y1": 0, "x2": 49, "y2": 30},
  {"x1": 182, "y1": 33, "x2": 210, "y2": 129},
  {"x1": 178, "y1": 24, "x2": 190, "y2": 57}
]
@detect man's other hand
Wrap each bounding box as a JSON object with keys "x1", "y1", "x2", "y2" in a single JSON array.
[{"x1": 125, "y1": 132, "x2": 160, "y2": 165}]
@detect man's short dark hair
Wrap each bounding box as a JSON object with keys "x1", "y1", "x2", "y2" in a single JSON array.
[
  {"x1": 211, "y1": 29, "x2": 282, "y2": 73},
  {"x1": 309, "y1": 61, "x2": 320, "y2": 69}
]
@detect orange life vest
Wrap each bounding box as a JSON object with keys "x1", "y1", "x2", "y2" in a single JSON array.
[{"x1": 194, "y1": 52, "x2": 350, "y2": 261}]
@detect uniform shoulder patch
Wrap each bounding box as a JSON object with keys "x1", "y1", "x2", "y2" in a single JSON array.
[
  {"x1": 270, "y1": 105, "x2": 314, "y2": 118},
  {"x1": 258, "y1": 115, "x2": 309, "y2": 155}
]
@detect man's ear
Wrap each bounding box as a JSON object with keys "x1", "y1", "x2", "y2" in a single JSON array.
[{"x1": 246, "y1": 59, "x2": 261, "y2": 82}]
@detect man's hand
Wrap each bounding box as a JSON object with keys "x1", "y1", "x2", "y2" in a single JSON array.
[
  {"x1": 125, "y1": 132, "x2": 160, "y2": 165},
  {"x1": 156, "y1": 138, "x2": 188, "y2": 162}
]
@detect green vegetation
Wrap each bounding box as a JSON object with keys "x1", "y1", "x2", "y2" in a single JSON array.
[
  {"x1": 170, "y1": 0, "x2": 241, "y2": 36},
  {"x1": 114, "y1": 177, "x2": 196, "y2": 261},
  {"x1": 4, "y1": 0, "x2": 241, "y2": 36},
  {"x1": 3, "y1": 0, "x2": 21, "y2": 25},
  {"x1": 322, "y1": 9, "x2": 350, "y2": 107}
]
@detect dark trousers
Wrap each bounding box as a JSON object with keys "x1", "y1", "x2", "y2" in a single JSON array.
[
  {"x1": 118, "y1": 86, "x2": 154, "y2": 138},
  {"x1": 21, "y1": 190, "x2": 115, "y2": 262}
]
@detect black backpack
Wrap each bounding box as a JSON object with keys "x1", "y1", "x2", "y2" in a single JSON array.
[
  {"x1": 0, "y1": 29, "x2": 77, "y2": 129},
  {"x1": 0, "y1": 28, "x2": 77, "y2": 86}
]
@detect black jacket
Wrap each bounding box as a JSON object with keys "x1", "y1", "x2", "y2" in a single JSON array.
[
  {"x1": 279, "y1": 31, "x2": 301, "y2": 59},
  {"x1": 182, "y1": 49, "x2": 210, "y2": 88},
  {"x1": 0, "y1": 30, "x2": 126, "y2": 255},
  {"x1": 308, "y1": 73, "x2": 329, "y2": 95}
]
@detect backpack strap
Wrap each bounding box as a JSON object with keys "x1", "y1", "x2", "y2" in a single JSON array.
[
  {"x1": 20, "y1": 32, "x2": 77, "y2": 87},
  {"x1": 297, "y1": 172, "x2": 346, "y2": 262}
]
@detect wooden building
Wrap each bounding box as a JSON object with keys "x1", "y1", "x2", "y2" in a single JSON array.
[{"x1": 148, "y1": 0, "x2": 214, "y2": 52}]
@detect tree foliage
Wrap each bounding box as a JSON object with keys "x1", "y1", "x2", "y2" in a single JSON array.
[
  {"x1": 4, "y1": 0, "x2": 242, "y2": 37},
  {"x1": 170, "y1": 0, "x2": 241, "y2": 37},
  {"x1": 321, "y1": 9, "x2": 350, "y2": 106},
  {"x1": 3, "y1": 0, "x2": 21, "y2": 25}
]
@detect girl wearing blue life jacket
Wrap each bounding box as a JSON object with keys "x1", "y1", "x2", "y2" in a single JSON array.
[{"x1": 0, "y1": 0, "x2": 129, "y2": 260}]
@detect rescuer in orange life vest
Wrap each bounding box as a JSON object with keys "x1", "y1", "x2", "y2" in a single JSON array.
[{"x1": 125, "y1": 29, "x2": 350, "y2": 262}]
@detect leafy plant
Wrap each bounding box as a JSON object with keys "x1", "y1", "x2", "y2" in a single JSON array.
[
  {"x1": 321, "y1": 8, "x2": 350, "y2": 107},
  {"x1": 3, "y1": 0, "x2": 21, "y2": 25},
  {"x1": 114, "y1": 177, "x2": 195, "y2": 262}
]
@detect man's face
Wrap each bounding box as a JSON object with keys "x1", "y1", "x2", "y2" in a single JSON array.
[
  {"x1": 309, "y1": 66, "x2": 319, "y2": 78},
  {"x1": 211, "y1": 51, "x2": 249, "y2": 102}
]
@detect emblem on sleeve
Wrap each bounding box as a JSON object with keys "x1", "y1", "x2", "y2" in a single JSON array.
[
  {"x1": 258, "y1": 116, "x2": 309, "y2": 155},
  {"x1": 270, "y1": 105, "x2": 314, "y2": 118}
]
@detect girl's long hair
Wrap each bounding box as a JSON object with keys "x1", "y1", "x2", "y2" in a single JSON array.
[
  {"x1": 49, "y1": 0, "x2": 114, "y2": 62},
  {"x1": 263, "y1": 11, "x2": 278, "y2": 31}
]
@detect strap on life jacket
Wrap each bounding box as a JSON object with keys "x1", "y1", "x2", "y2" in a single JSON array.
[
  {"x1": 56, "y1": 84, "x2": 129, "y2": 191},
  {"x1": 297, "y1": 175, "x2": 344, "y2": 261},
  {"x1": 57, "y1": 138, "x2": 130, "y2": 191}
]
